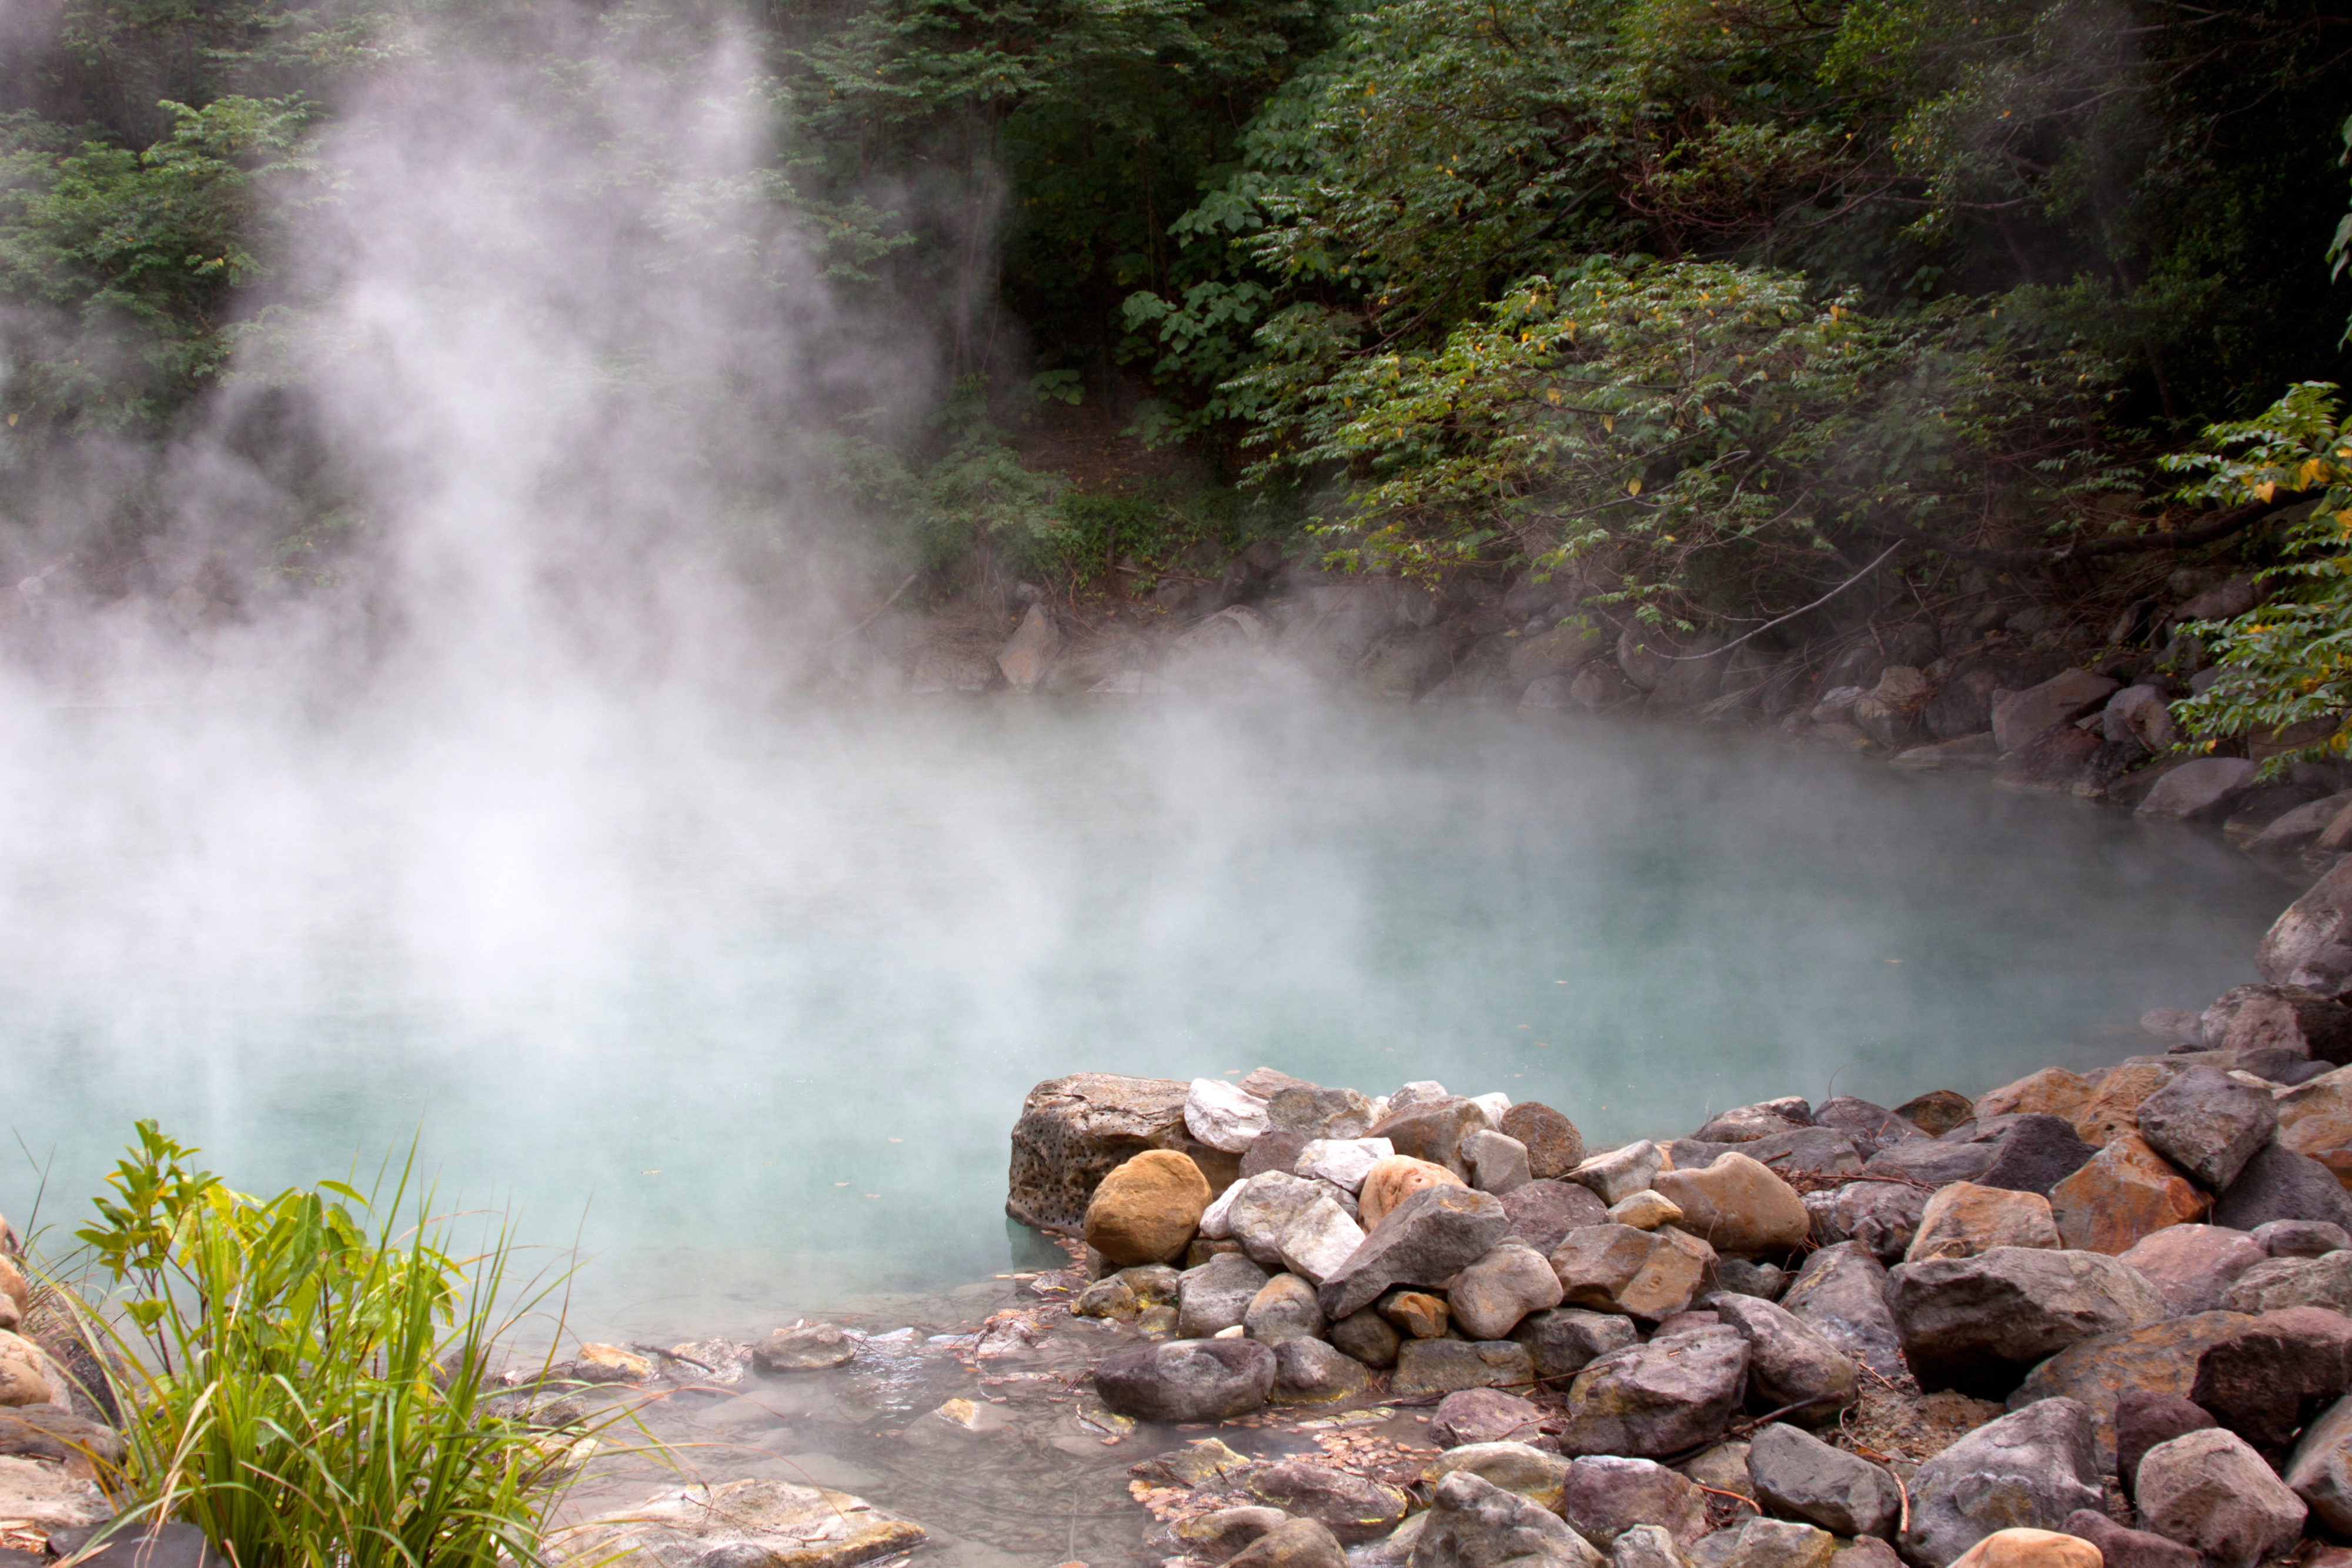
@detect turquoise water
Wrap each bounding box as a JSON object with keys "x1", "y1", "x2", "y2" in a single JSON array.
[{"x1": 0, "y1": 697, "x2": 2288, "y2": 1332}]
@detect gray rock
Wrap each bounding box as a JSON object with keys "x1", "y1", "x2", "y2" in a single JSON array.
[
  {"x1": 1452, "y1": 1242, "x2": 1566, "y2": 1339},
  {"x1": 1464, "y1": 1131, "x2": 1534, "y2": 1196},
  {"x1": 1992, "y1": 670, "x2": 2118, "y2": 752},
  {"x1": 1246, "y1": 1460, "x2": 1411, "y2": 1544},
  {"x1": 1553, "y1": 1325, "x2": 1750, "y2": 1459},
  {"x1": 1888, "y1": 1246, "x2": 2165, "y2": 1398},
  {"x1": 2285, "y1": 1391, "x2": 2352, "y2": 1533},
  {"x1": 1093, "y1": 1337, "x2": 1276, "y2": 1422},
  {"x1": 1180, "y1": 1252, "x2": 1274, "y2": 1338},
  {"x1": 2134, "y1": 1427, "x2": 2307, "y2": 1568},
  {"x1": 2136, "y1": 758, "x2": 2260, "y2": 824},
  {"x1": 1421, "y1": 1440, "x2": 1571, "y2": 1513},
  {"x1": 1569, "y1": 1142, "x2": 1665, "y2": 1207},
  {"x1": 2254, "y1": 1218, "x2": 2350, "y2": 1256},
  {"x1": 1974, "y1": 1116, "x2": 2097, "y2": 1197},
  {"x1": 1709, "y1": 1518, "x2": 1836, "y2": 1568},
  {"x1": 1817, "y1": 1182, "x2": 1929, "y2": 1264},
  {"x1": 2136, "y1": 1068, "x2": 2279, "y2": 1191},
  {"x1": 1612, "y1": 1525, "x2": 1689, "y2": 1568},
  {"x1": 2204, "y1": 982, "x2": 2352, "y2": 1061},
  {"x1": 1247, "y1": 1273, "x2": 1329, "y2": 1343},
  {"x1": 1268, "y1": 1085, "x2": 1378, "y2": 1140},
  {"x1": 1274, "y1": 1337, "x2": 1374, "y2": 1403},
  {"x1": 1392, "y1": 1339, "x2": 1537, "y2": 1397},
  {"x1": 1549, "y1": 1223, "x2": 1716, "y2": 1321},
  {"x1": 1746, "y1": 1422, "x2": 1901, "y2": 1539},
  {"x1": 1694, "y1": 1102, "x2": 1813, "y2": 1144},
  {"x1": 2116, "y1": 1225, "x2": 2266, "y2": 1316},
  {"x1": 1668, "y1": 1131, "x2": 1864, "y2": 1186},
  {"x1": 2258, "y1": 857, "x2": 2352, "y2": 995},
  {"x1": 2212, "y1": 1141, "x2": 2352, "y2": 1231},
  {"x1": 1560, "y1": 1456, "x2": 1709, "y2": 1549},
  {"x1": 1331, "y1": 1308, "x2": 1401, "y2": 1368},
  {"x1": 1502, "y1": 1180, "x2": 1612, "y2": 1254},
  {"x1": 1430, "y1": 1388, "x2": 1545, "y2": 1448},
  {"x1": 1278, "y1": 1193, "x2": 1369, "y2": 1285},
  {"x1": 1706, "y1": 1294, "x2": 1858, "y2": 1423},
  {"x1": 2105, "y1": 684, "x2": 2177, "y2": 751},
  {"x1": 2221, "y1": 1248, "x2": 2352, "y2": 1313},
  {"x1": 1710, "y1": 1259, "x2": 1788, "y2": 1300},
  {"x1": 1501, "y1": 1103, "x2": 1586, "y2": 1179},
  {"x1": 1813, "y1": 1098, "x2": 1923, "y2": 1146},
  {"x1": 1899, "y1": 1398, "x2": 2104, "y2": 1568},
  {"x1": 1245, "y1": 1128, "x2": 1316, "y2": 1179},
  {"x1": 2250, "y1": 791, "x2": 2352, "y2": 854},
  {"x1": 752, "y1": 1323, "x2": 856, "y2": 1372},
  {"x1": 1374, "y1": 1098, "x2": 1490, "y2": 1178},
  {"x1": 1863, "y1": 1139, "x2": 1997, "y2": 1188},
  {"x1": 1410, "y1": 1471, "x2": 1605, "y2": 1568},
  {"x1": 2056, "y1": 1510, "x2": 2198, "y2": 1568},
  {"x1": 1230, "y1": 1172, "x2": 1331, "y2": 1268},
  {"x1": 2117, "y1": 1390, "x2": 2219, "y2": 1497},
  {"x1": 2189, "y1": 1304, "x2": 2352, "y2": 1445},
  {"x1": 1780, "y1": 1243, "x2": 1903, "y2": 1382},
  {"x1": 1512, "y1": 1307, "x2": 1641, "y2": 1380},
  {"x1": 1319, "y1": 1184, "x2": 1512, "y2": 1320}
]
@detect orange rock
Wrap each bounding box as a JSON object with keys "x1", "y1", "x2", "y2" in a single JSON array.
[
  {"x1": 2279, "y1": 1069, "x2": 2352, "y2": 1191},
  {"x1": 2048, "y1": 1134, "x2": 2206, "y2": 1253},
  {"x1": 1359, "y1": 1155, "x2": 1465, "y2": 1229},
  {"x1": 1975, "y1": 1068, "x2": 2096, "y2": 1123},
  {"x1": 1947, "y1": 1529, "x2": 2102, "y2": 1568},
  {"x1": 2072, "y1": 1062, "x2": 2180, "y2": 1147},
  {"x1": 1905, "y1": 1182, "x2": 2060, "y2": 1263},
  {"x1": 1083, "y1": 1149, "x2": 1212, "y2": 1265}
]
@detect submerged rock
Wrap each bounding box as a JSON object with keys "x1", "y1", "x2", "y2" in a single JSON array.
[{"x1": 553, "y1": 1478, "x2": 926, "y2": 1568}]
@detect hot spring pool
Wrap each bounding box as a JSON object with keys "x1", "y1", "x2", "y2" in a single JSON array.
[{"x1": 0, "y1": 696, "x2": 2292, "y2": 1335}]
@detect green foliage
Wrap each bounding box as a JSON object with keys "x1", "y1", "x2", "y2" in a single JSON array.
[
  {"x1": 71, "y1": 1121, "x2": 592, "y2": 1568},
  {"x1": 2164, "y1": 382, "x2": 2352, "y2": 770}
]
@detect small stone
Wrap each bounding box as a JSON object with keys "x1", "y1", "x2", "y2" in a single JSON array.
[
  {"x1": 1780, "y1": 1243, "x2": 1904, "y2": 1382},
  {"x1": 1502, "y1": 1179, "x2": 1613, "y2": 1253},
  {"x1": 1889, "y1": 1246, "x2": 2166, "y2": 1398},
  {"x1": 1272, "y1": 1337, "x2": 1374, "y2": 1403},
  {"x1": 1707, "y1": 1294, "x2": 1858, "y2": 1423},
  {"x1": 1609, "y1": 1191, "x2": 1684, "y2": 1230},
  {"x1": 1712, "y1": 1259, "x2": 1788, "y2": 1299},
  {"x1": 1905, "y1": 1183, "x2": 2060, "y2": 1262},
  {"x1": 1895, "y1": 1090, "x2": 1976, "y2": 1136},
  {"x1": 1464, "y1": 1130, "x2": 1535, "y2": 1196},
  {"x1": 1553, "y1": 1325, "x2": 1749, "y2": 1458},
  {"x1": 1391, "y1": 1339, "x2": 1536, "y2": 1397},
  {"x1": 1615, "y1": 1524, "x2": 1691, "y2": 1568},
  {"x1": 1654, "y1": 1153, "x2": 1810, "y2": 1256},
  {"x1": 1451, "y1": 1242, "x2": 1567, "y2": 1339},
  {"x1": 1074, "y1": 1276, "x2": 1141, "y2": 1319},
  {"x1": 573, "y1": 1342, "x2": 653, "y2": 1382},
  {"x1": 1229, "y1": 1517, "x2": 1349, "y2": 1568},
  {"x1": 1569, "y1": 1142, "x2": 1666, "y2": 1207},
  {"x1": 1899, "y1": 1398, "x2": 2104, "y2": 1568},
  {"x1": 2054, "y1": 1511, "x2": 2199, "y2": 1568},
  {"x1": 2072, "y1": 1062, "x2": 2183, "y2": 1148},
  {"x1": 1357, "y1": 1155, "x2": 1469, "y2": 1231},
  {"x1": 2213, "y1": 1141, "x2": 2352, "y2": 1231},
  {"x1": 1423, "y1": 1439, "x2": 1571, "y2": 1510},
  {"x1": 1550, "y1": 1224, "x2": 1717, "y2": 1321},
  {"x1": 1431, "y1": 1388, "x2": 1546, "y2": 1448},
  {"x1": 1511, "y1": 1306, "x2": 1641, "y2": 1379},
  {"x1": 1414, "y1": 1470, "x2": 1605, "y2": 1568},
  {"x1": 2117, "y1": 1392, "x2": 2221, "y2": 1495},
  {"x1": 1084, "y1": 1149, "x2": 1215, "y2": 1266},
  {"x1": 1378, "y1": 1289, "x2": 1451, "y2": 1338},
  {"x1": 1373, "y1": 1098, "x2": 1491, "y2": 1178},
  {"x1": 1246, "y1": 1273, "x2": 1328, "y2": 1343},
  {"x1": 1244, "y1": 1128, "x2": 1315, "y2": 1180},
  {"x1": 1746, "y1": 1422, "x2": 1900, "y2": 1539},
  {"x1": 1268, "y1": 1085, "x2": 1378, "y2": 1140},
  {"x1": 1828, "y1": 1540, "x2": 1902, "y2": 1568},
  {"x1": 2115, "y1": 1225, "x2": 2264, "y2": 1316},
  {"x1": 2133, "y1": 1427, "x2": 2307, "y2": 1568},
  {"x1": 1682, "y1": 1440, "x2": 1754, "y2": 1502},
  {"x1": 2254, "y1": 1218, "x2": 2351, "y2": 1255},
  {"x1": 1713, "y1": 1517, "x2": 1836, "y2": 1568},
  {"x1": 1503, "y1": 1102, "x2": 1586, "y2": 1178},
  {"x1": 1819, "y1": 1181, "x2": 1930, "y2": 1263},
  {"x1": 1865, "y1": 1139, "x2": 1997, "y2": 1188},
  {"x1": 2136, "y1": 1068, "x2": 2280, "y2": 1192},
  {"x1": 2221, "y1": 1248, "x2": 2352, "y2": 1312},
  {"x1": 753, "y1": 1323, "x2": 855, "y2": 1373},
  {"x1": 1244, "y1": 1459, "x2": 1410, "y2": 1544},
  {"x1": 1331, "y1": 1308, "x2": 1401, "y2": 1368},
  {"x1": 1975, "y1": 1070, "x2": 2097, "y2": 1124},
  {"x1": 1944, "y1": 1530, "x2": 2100, "y2": 1568},
  {"x1": 2189, "y1": 1305, "x2": 2352, "y2": 1446},
  {"x1": 1974, "y1": 1116, "x2": 2098, "y2": 1198},
  {"x1": 1119, "y1": 1263, "x2": 1182, "y2": 1303},
  {"x1": 1560, "y1": 1456, "x2": 1709, "y2": 1549},
  {"x1": 1188, "y1": 1077, "x2": 1274, "y2": 1152},
  {"x1": 1178, "y1": 1251, "x2": 1273, "y2": 1338},
  {"x1": 1694, "y1": 1102, "x2": 1812, "y2": 1144},
  {"x1": 1296, "y1": 1138, "x2": 1395, "y2": 1192},
  {"x1": 2047, "y1": 1135, "x2": 2206, "y2": 1254},
  {"x1": 1093, "y1": 1336, "x2": 1276, "y2": 1422}
]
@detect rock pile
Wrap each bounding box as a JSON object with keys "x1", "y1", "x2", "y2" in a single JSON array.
[{"x1": 1000, "y1": 897, "x2": 2352, "y2": 1568}]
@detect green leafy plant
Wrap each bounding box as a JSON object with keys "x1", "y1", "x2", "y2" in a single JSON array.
[{"x1": 69, "y1": 1121, "x2": 597, "y2": 1568}]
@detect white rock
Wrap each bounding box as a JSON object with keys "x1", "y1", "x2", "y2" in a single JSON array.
[
  {"x1": 1297, "y1": 1138, "x2": 1396, "y2": 1192},
  {"x1": 1197, "y1": 1182, "x2": 1242, "y2": 1241},
  {"x1": 1278, "y1": 1195, "x2": 1368, "y2": 1285},
  {"x1": 1186, "y1": 1077, "x2": 1272, "y2": 1153},
  {"x1": 1365, "y1": 1095, "x2": 1392, "y2": 1126},
  {"x1": 1609, "y1": 1191, "x2": 1685, "y2": 1231},
  {"x1": 1569, "y1": 1141, "x2": 1665, "y2": 1207},
  {"x1": 0, "y1": 1455, "x2": 108, "y2": 1530},
  {"x1": 1389, "y1": 1081, "x2": 1451, "y2": 1114},
  {"x1": 1470, "y1": 1092, "x2": 1512, "y2": 1127},
  {"x1": 1228, "y1": 1172, "x2": 1325, "y2": 1268}
]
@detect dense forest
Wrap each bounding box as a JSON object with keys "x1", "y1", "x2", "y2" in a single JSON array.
[{"x1": 4, "y1": 0, "x2": 2352, "y2": 737}]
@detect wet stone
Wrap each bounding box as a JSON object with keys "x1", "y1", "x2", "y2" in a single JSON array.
[
  {"x1": 1391, "y1": 1339, "x2": 1535, "y2": 1398},
  {"x1": 1430, "y1": 1388, "x2": 1545, "y2": 1449}
]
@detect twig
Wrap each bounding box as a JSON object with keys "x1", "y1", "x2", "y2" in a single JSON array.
[
  {"x1": 1695, "y1": 1483, "x2": 1761, "y2": 1513},
  {"x1": 1652, "y1": 541, "x2": 1905, "y2": 660},
  {"x1": 832, "y1": 570, "x2": 921, "y2": 646}
]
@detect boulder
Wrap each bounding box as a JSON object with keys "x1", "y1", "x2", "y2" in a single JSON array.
[
  {"x1": 1094, "y1": 1337, "x2": 1276, "y2": 1422},
  {"x1": 2213, "y1": 1141, "x2": 2352, "y2": 1231},
  {"x1": 1888, "y1": 1246, "x2": 2164, "y2": 1398},
  {"x1": 2009, "y1": 1313, "x2": 2250, "y2": 1469},
  {"x1": 1431, "y1": 1389, "x2": 1545, "y2": 1449},
  {"x1": 1074, "y1": 1277, "x2": 1140, "y2": 1319},
  {"x1": 2258, "y1": 857, "x2": 2352, "y2": 995},
  {"x1": 2133, "y1": 1428, "x2": 2306, "y2": 1568},
  {"x1": 1007, "y1": 1072, "x2": 1197, "y2": 1232},
  {"x1": 557, "y1": 1478, "x2": 927, "y2": 1568},
  {"x1": 2116, "y1": 1391, "x2": 2221, "y2": 1496},
  {"x1": 1502, "y1": 1179, "x2": 1613, "y2": 1253},
  {"x1": 1277, "y1": 1193, "x2": 1368, "y2": 1285},
  {"x1": 2047, "y1": 1135, "x2": 2206, "y2": 1253},
  {"x1": 1411, "y1": 1470, "x2": 1605, "y2": 1568},
  {"x1": 1570, "y1": 1142, "x2": 1667, "y2": 1207},
  {"x1": 2255, "y1": 1218, "x2": 2351, "y2": 1255},
  {"x1": 2251, "y1": 792, "x2": 2352, "y2": 854},
  {"x1": 2285, "y1": 1391, "x2": 2352, "y2": 1533},
  {"x1": 1992, "y1": 671, "x2": 2119, "y2": 753},
  {"x1": 2105, "y1": 684, "x2": 2179, "y2": 751},
  {"x1": 1228, "y1": 1172, "x2": 1332, "y2": 1268},
  {"x1": 2189, "y1": 1305, "x2": 2352, "y2": 1445},
  {"x1": 2136, "y1": 758, "x2": 2260, "y2": 824},
  {"x1": 1996, "y1": 722, "x2": 2105, "y2": 788},
  {"x1": 1245, "y1": 1128, "x2": 1315, "y2": 1181},
  {"x1": 1653, "y1": 1154, "x2": 1811, "y2": 1256},
  {"x1": 1552, "y1": 1325, "x2": 1750, "y2": 1458},
  {"x1": 1245, "y1": 1273, "x2": 1328, "y2": 1343},
  {"x1": 1709, "y1": 1519, "x2": 1836, "y2": 1568},
  {"x1": 1865, "y1": 1139, "x2": 1998, "y2": 1188},
  {"x1": 1945, "y1": 1531, "x2": 2100, "y2": 1568},
  {"x1": 1669, "y1": 1130, "x2": 1865, "y2": 1186},
  {"x1": 1268, "y1": 1085, "x2": 1379, "y2": 1140},
  {"x1": 1359, "y1": 1156, "x2": 1469, "y2": 1229},
  {"x1": 1977, "y1": 1069, "x2": 2098, "y2": 1122},
  {"x1": 1905, "y1": 1184, "x2": 2060, "y2": 1262},
  {"x1": 2278, "y1": 1071, "x2": 2352, "y2": 1189},
  {"x1": 1084, "y1": 1150, "x2": 1214, "y2": 1266},
  {"x1": 1296, "y1": 1138, "x2": 1396, "y2": 1192},
  {"x1": 1392, "y1": 1339, "x2": 1536, "y2": 1398},
  {"x1": 995, "y1": 601, "x2": 1062, "y2": 689},
  {"x1": 1423, "y1": 1440, "x2": 1569, "y2": 1510},
  {"x1": 1273, "y1": 1337, "x2": 1374, "y2": 1403},
  {"x1": 2054, "y1": 1511, "x2": 2197, "y2": 1568},
  {"x1": 2209, "y1": 985, "x2": 2352, "y2": 1063},
  {"x1": 1512, "y1": 1307, "x2": 1642, "y2": 1380},
  {"x1": 1374, "y1": 1098, "x2": 1490, "y2": 1178},
  {"x1": 1550, "y1": 1224, "x2": 1717, "y2": 1320},
  {"x1": 1695, "y1": 1102, "x2": 1813, "y2": 1144},
  {"x1": 1899, "y1": 1091, "x2": 1979, "y2": 1136},
  {"x1": 1331, "y1": 1308, "x2": 1401, "y2": 1368},
  {"x1": 1781, "y1": 1243, "x2": 1905, "y2": 1382},
  {"x1": 1560, "y1": 1456, "x2": 1710, "y2": 1549},
  {"x1": 1814, "y1": 1097, "x2": 1926, "y2": 1145},
  {"x1": 753, "y1": 1323, "x2": 856, "y2": 1373},
  {"x1": 2116, "y1": 1225, "x2": 2266, "y2": 1316},
  {"x1": 1320, "y1": 1183, "x2": 1511, "y2": 1319},
  {"x1": 1504, "y1": 1104, "x2": 1588, "y2": 1178},
  {"x1": 1746, "y1": 1422, "x2": 1902, "y2": 1539},
  {"x1": 1229, "y1": 1518, "x2": 1348, "y2": 1568},
  {"x1": 1188, "y1": 1076, "x2": 1275, "y2": 1153},
  {"x1": 1452, "y1": 1243, "x2": 1567, "y2": 1339},
  {"x1": 1178, "y1": 1252, "x2": 1274, "y2": 1338},
  {"x1": 1974, "y1": 1117, "x2": 2097, "y2": 1198},
  {"x1": 0, "y1": 1407, "x2": 123, "y2": 1467},
  {"x1": 1244, "y1": 1460, "x2": 1410, "y2": 1544},
  {"x1": 1818, "y1": 1181, "x2": 1930, "y2": 1263},
  {"x1": 1464, "y1": 1131, "x2": 1535, "y2": 1196},
  {"x1": 2070, "y1": 1062, "x2": 2183, "y2": 1148},
  {"x1": 1615, "y1": 1526, "x2": 1691, "y2": 1568},
  {"x1": 2135, "y1": 1068, "x2": 2279, "y2": 1192},
  {"x1": 1707, "y1": 1294, "x2": 1858, "y2": 1422},
  {"x1": 1899, "y1": 1399, "x2": 2104, "y2": 1568}
]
